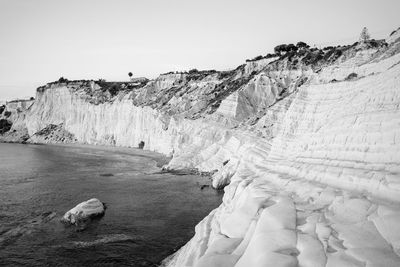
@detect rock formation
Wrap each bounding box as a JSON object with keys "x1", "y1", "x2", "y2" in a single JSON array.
[
  {"x1": 2, "y1": 28, "x2": 400, "y2": 266},
  {"x1": 62, "y1": 198, "x2": 106, "y2": 225}
]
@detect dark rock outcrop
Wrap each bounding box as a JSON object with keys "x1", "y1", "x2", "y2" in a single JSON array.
[{"x1": 0, "y1": 119, "x2": 12, "y2": 134}]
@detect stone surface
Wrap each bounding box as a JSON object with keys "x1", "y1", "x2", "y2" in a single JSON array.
[{"x1": 62, "y1": 198, "x2": 105, "y2": 225}]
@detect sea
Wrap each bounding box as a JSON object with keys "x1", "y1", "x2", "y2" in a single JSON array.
[{"x1": 0, "y1": 143, "x2": 223, "y2": 266}]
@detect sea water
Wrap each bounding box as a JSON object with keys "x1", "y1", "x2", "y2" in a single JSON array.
[{"x1": 0, "y1": 143, "x2": 222, "y2": 266}]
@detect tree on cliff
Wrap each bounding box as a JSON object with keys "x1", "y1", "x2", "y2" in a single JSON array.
[
  {"x1": 128, "y1": 72, "x2": 133, "y2": 79},
  {"x1": 274, "y1": 44, "x2": 299, "y2": 56},
  {"x1": 58, "y1": 77, "x2": 68, "y2": 83},
  {"x1": 359, "y1": 27, "x2": 370, "y2": 43},
  {"x1": 296, "y1": 41, "x2": 309, "y2": 49},
  {"x1": 274, "y1": 44, "x2": 288, "y2": 55}
]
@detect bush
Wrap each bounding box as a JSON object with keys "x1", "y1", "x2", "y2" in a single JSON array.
[
  {"x1": 297, "y1": 49, "x2": 307, "y2": 57},
  {"x1": 4, "y1": 111, "x2": 11, "y2": 117},
  {"x1": 0, "y1": 105, "x2": 4, "y2": 114},
  {"x1": 323, "y1": 46, "x2": 333, "y2": 50},
  {"x1": 296, "y1": 41, "x2": 309, "y2": 49},
  {"x1": 58, "y1": 77, "x2": 68, "y2": 83},
  {"x1": 368, "y1": 39, "x2": 379, "y2": 48},
  {"x1": 246, "y1": 55, "x2": 264, "y2": 62},
  {"x1": 265, "y1": 53, "x2": 277, "y2": 58},
  {"x1": 274, "y1": 44, "x2": 288, "y2": 55},
  {"x1": 188, "y1": 69, "x2": 199, "y2": 74},
  {"x1": 286, "y1": 43, "x2": 298, "y2": 52},
  {"x1": 273, "y1": 43, "x2": 298, "y2": 57}
]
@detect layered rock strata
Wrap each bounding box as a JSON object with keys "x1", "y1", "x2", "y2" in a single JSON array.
[{"x1": 2, "y1": 29, "x2": 400, "y2": 267}]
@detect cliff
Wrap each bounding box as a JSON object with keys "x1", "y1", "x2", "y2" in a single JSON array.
[{"x1": 1, "y1": 29, "x2": 400, "y2": 266}]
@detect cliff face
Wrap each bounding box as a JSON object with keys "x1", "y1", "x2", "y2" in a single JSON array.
[
  {"x1": 163, "y1": 33, "x2": 400, "y2": 267},
  {"x1": 0, "y1": 99, "x2": 34, "y2": 141},
  {"x1": 2, "y1": 30, "x2": 400, "y2": 267}
]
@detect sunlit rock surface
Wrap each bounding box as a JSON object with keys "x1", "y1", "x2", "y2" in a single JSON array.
[
  {"x1": 62, "y1": 198, "x2": 105, "y2": 225},
  {"x1": 2, "y1": 29, "x2": 400, "y2": 266},
  {"x1": 162, "y1": 32, "x2": 400, "y2": 267}
]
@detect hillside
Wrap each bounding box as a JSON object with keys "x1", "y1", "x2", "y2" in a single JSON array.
[{"x1": 1, "y1": 28, "x2": 400, "y2": 267}]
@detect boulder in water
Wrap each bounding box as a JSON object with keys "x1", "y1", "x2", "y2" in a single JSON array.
[{"x1": 62, "y1": 198, "x2": 106, "y2": 225}]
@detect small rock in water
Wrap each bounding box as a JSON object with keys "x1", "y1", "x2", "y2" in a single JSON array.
[{"x1": 61, "y1": 198, "x2": 106, "y2": 225}]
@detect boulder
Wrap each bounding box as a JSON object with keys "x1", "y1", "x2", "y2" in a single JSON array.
[{"x1": 62, "y1": 198, "x2": 106, "y2": 225}]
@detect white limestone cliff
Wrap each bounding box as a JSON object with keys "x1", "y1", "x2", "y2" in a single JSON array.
[
  {"x1": 162, "y1": 32, "x2": 400, "y2": 267},
  {"x1": 2, "y1": 29, "x2": 400, "y2": 267}
]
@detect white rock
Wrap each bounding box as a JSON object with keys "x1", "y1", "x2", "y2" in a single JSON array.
[{"x1": 62, "y1": 198, "x2": 105, "y2": 225}]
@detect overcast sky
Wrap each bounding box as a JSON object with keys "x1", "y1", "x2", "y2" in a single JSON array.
[{"x1": 0, "y1": 0, "x2": 399, "y2": 100}]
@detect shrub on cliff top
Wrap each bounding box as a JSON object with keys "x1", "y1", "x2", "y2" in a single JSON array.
[
  {"x1": 274, "y1": 43, "x2": 298, "y2": 56},
  {"x1": 265, "y1": 53, "x2": 277, "y2": 58},
  {"x1": 286, "y1": 44, "x2": 298, "y2": 52},
  {"x1": 274, "y1": 44, "x2": 288, "y2": 55},
  {"x1": 246, "y1": 55, "x2": 263, "y2": 62},
  {"x1": 188, "y1": 69, "x2": 199, "y2": 74},
  {"x1": 296, "y1": 41, "x2": 309, "y2": 49},
  {"x1": 58, "y1": 77, "x2": 69, "y2": 83}
]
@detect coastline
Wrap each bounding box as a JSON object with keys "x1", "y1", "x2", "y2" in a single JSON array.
[{"x1": 1, "y1": 30, "x2": 400, "y2": 266}]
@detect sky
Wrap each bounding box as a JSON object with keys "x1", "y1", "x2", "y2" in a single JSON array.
[{"x1": 0, "y1": 0, "x2": 399, "y2": 101}]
